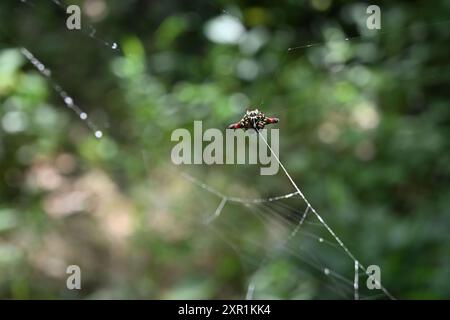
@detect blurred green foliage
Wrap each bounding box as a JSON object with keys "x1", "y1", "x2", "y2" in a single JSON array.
[{"x1": 0, "y1": 0, "x2": 449, "y2": 299}]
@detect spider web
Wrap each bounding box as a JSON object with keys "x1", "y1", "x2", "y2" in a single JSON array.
[
  {"x1": 8, "y1": 0, "x2": 448, "y2": 299},
  {"x1": 11, "y1": 0, "x2": 390, "y2": 300},
  {"x1": 181, "y1": 165, "x2": 393, "y2": 300}
]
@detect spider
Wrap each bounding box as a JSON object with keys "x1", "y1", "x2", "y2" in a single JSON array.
[{"x1": 227, "y1": 109, "x2": 279, "y2": 131}]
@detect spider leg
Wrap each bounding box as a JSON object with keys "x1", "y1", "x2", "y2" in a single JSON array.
[
  {"x1": 265, "y1": 117, "x2": 279, "y2": 124},
  {"x1": 228, "y1": 122, "x2": 242, "y2": 129}
]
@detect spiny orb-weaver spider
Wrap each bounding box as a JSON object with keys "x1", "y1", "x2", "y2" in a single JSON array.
[{"x1": 227, "y1": 109, "x2": 279, "y2": 131}]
